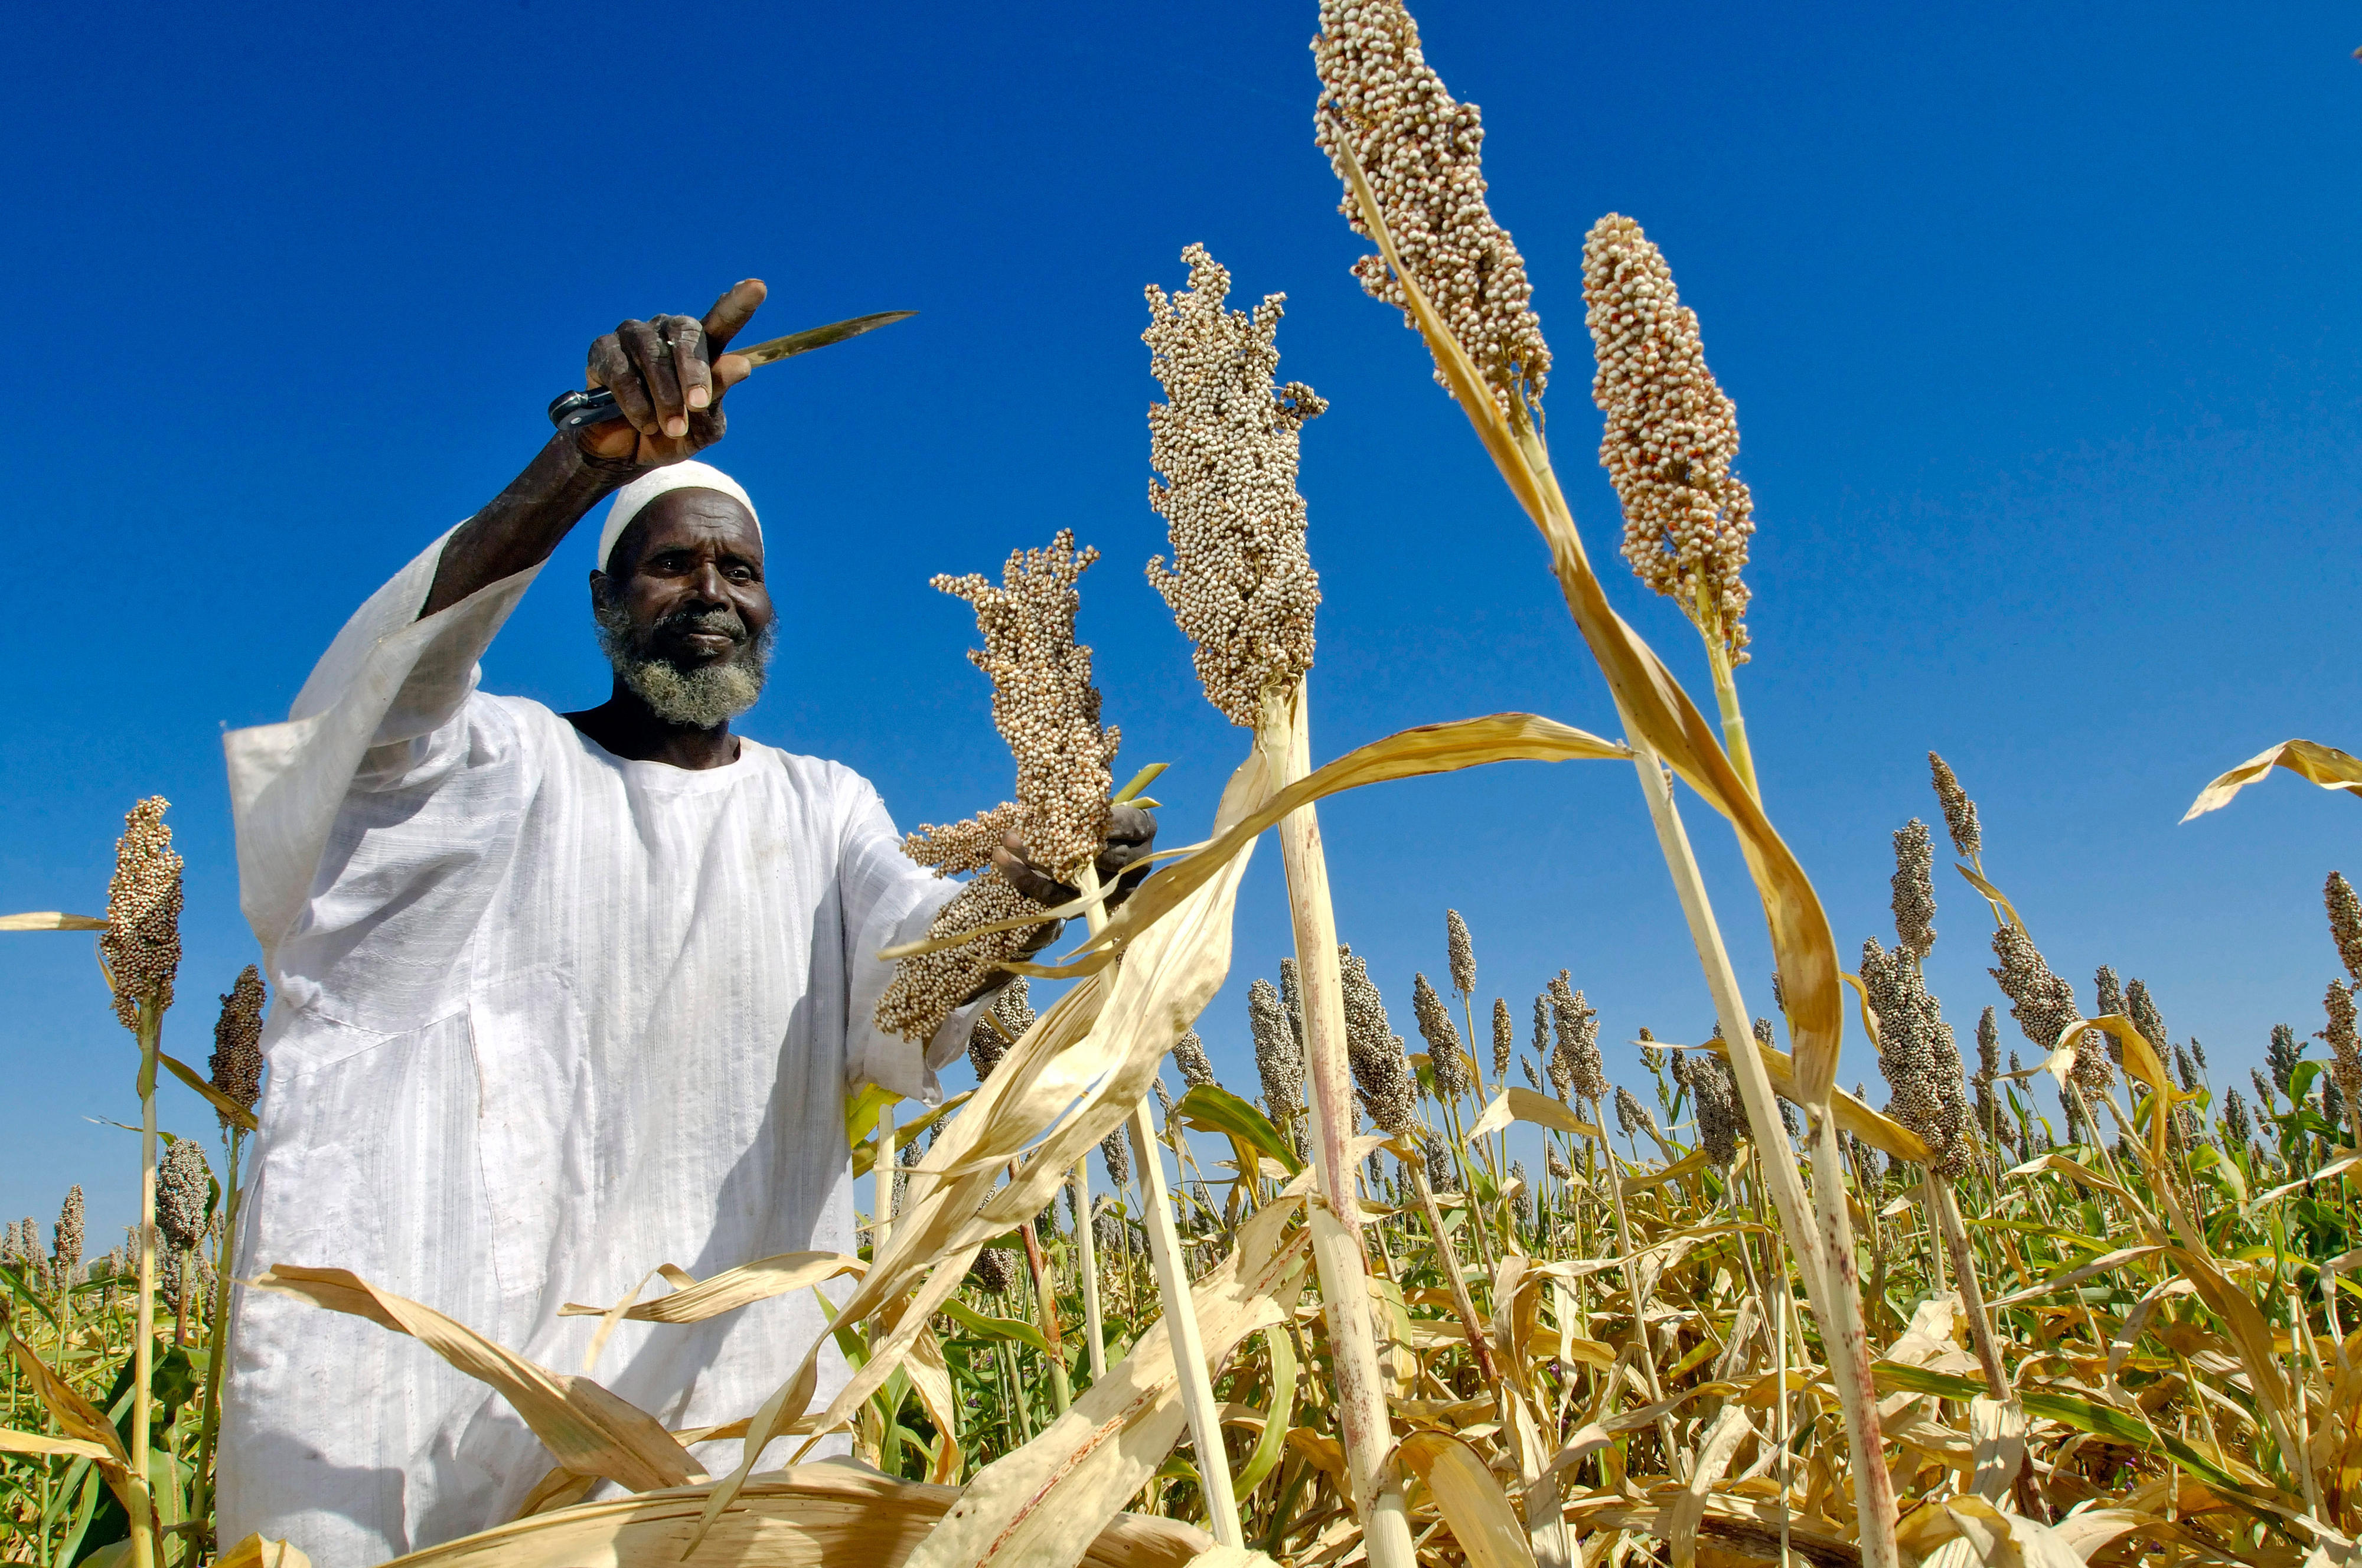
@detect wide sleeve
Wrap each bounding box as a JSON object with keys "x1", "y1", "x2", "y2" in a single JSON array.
[
  {"x1": 223, "y1": 526, "x2": 543, "y2": 961},
  {"x1": 834, "y1": 776, "x2": 1005, "y2": 1104}
]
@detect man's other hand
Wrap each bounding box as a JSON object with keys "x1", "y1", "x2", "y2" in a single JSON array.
[
  {"x1": 578, "y1": 280, "x2": 768, "y2": 467},
  {"x1": 994, "y1": 803, "x2": 1159, "y2": 917}
]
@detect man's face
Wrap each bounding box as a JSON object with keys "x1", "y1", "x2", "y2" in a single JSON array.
[{"x1": 591, "y1": 488, "x2": 776, "y2": 728}]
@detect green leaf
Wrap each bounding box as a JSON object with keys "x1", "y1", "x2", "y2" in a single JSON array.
[
  {"x1": 1235, "y1": 1326, "x2": 1297, "y2": 1499},
  {"x1": 1173, "y1": 1084, "x2": 1301, "y2": 1176},
  {"x1": 939, "y1": 1296, "x2": 1052, "y2": 1356},
  {"x1": 1870, "y1": 1361, "x2": 1985, "y2": 1402}
]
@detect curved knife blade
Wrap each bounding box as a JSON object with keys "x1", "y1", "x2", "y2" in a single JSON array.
[{"x1": 548, "y1": 309, "x2": 917, "y2": 433}]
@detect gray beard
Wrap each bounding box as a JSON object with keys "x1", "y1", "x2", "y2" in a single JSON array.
[{"x1": 594, "y1": 600, "x2": 774, "y2": 730}]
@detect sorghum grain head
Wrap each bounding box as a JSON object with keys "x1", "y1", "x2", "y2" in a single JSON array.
[
  {"x1": 1491, "y1": 997, "x2": 1513, "y2": 1082},
  {"x1": 1249, "y1": 977, "x2": 1306, "y2": 1127},
  {"x1": 1547, "y1": 971, "x2": 1606, "y2": 1102},
  {"x1": 1446, "y1": 910, "x2": 1476, "y2": 997},
  {"x1": 1312, "y1": 0, "x2": 1550, "y2": 416},
  {"x1": 1144, "y1": 244, "x2": 1327, "y2": 726},
  {"x1": 210, "y1": 966, "x2": 267, "y2": 1126},
  {"x1": 1584, "y1": 214, "x2": 1754, "y2": 662},
  {"x1": 1891, "y1": 819, "x2": 1936, "y2": 959},
  {"x1": 2268, "y1": 1024, "x2": 2302, "y2": 1098},
  {"x1": 157, "y1": 1139, "x2": 211, "y2": 1255},
  {"x1": 1412, "y1": 972, "x2": 1467, "y2": 1096},
  {"x1": 930, "y1": 531, "x2": 1120, "y2": 879},
  {"x1": 1173, "y1": 1028, "x2": 1216, "y2": 1090},
  {"x1": 102, "y1": 798, "x2": 183, "y2": 1030},
  {"x1": 52, "y1": 1187, "x2": 84, "y2": 1283},
  {"x1": 2327, "y1": 872, "x2": 2362, "y2": 985},
  {"x1": 2125, "y1": 979, "x2": 2167, "y2": 1061},
  {"x1": 1927, "y1": 753, "x2": 1981, "y2": 860}
]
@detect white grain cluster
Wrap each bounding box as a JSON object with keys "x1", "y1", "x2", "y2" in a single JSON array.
[
  {"x1": 1989, "y1": 924, "x2": 2110, "y2": 1092},
  {"x1": 931, "y1": 531, "x2": 1120, "y2": 880},
  {"x1": 102, "y1": 797, "x2": 182, "y2": 1030},
  {"x1": 1490, "y1": 997, "x2": 1512, "y2": 1082},
  {"x1": 875, "y1": 873, "x2": 1050, "y2": 1046},
  {"x1": 1312, "y1": 0, "x2": 1550, "y2": 416},
  {"x1": 1582, "y1": 215, "x2": 1755, "y2": 663},
  {"x1": 903, "y1": 801, "x2": 1027, "y2": 878},
  {"x1": 1144, "y1": 244, "x2": 1327, "y2": 726}
]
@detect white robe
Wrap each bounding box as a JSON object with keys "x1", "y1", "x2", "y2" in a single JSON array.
[{"x1": 217, "y1": 531, "x2": 980, "y2": 1565}]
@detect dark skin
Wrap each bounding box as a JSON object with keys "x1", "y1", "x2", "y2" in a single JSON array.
[{"x1": 420, "y1": 279, "x2": 1153, "y2": 939}]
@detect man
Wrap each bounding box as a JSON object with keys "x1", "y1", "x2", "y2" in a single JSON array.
[{"x1": 219, "y1": 280, "x2": 1149, "y2": 1563}]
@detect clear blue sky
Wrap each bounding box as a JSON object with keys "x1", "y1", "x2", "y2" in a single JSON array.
[{"x1": 6, "y1": 1, "x2": 2358, "y2": 1242}]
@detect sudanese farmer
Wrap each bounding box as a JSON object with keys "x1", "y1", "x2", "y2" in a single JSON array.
[{"x1": 217, "y1": 280, "x2": 1151, "y2": 1563}]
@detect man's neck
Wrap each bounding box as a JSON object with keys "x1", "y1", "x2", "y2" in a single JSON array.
[{"x1": 563, "y1": 685, "x2": 742, "y2": 770}]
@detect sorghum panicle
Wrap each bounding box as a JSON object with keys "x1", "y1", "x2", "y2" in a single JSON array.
[
  {"x1": 1412, "y1": 972, "x2": 1468, "y2": 1097},
  {"x1": 1490, "y1": 997, "x2": 1512, "y2": 1082},
  {"x1": 1144, "y1": 244, "x2": 1326, "y2": 726},
  {"x1": 102, "y1": 798, "x2": 183, "y2": 1030},
  {"x1": 1312, "y1": 0, "x2": 1550, "y2": 416},
  {"x1": 1891, "y1": 819, "x2": 1936, "y2": 959},
  {"x1": 1583, "y1": 215, "x2": 1754, "y2": 662},
  {"x1": 157, "y1": 1139, "x2": 211, "y2": 1255},
  {"x1": 211, "y1": 965, "x2": 267, "y2": 1125},
  {"x1": 1927, "y1": 752, "x2": 1982, "y2": 860},
  {"x1": 1173, "y1": 1028, "x2": 1217, "y2": 1090},
  {"x1": 1444, "y1": 909, "x2": 1476, "y2": 997}
]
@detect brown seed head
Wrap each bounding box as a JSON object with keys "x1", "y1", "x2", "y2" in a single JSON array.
[
  {"x1": 1490, "y1": 996, "x2": 1513, "y2": 1082},
  {"x1": 1248, "y1": 978, "x2": 1305, "y2": 1131},
  {"x1": 1143, "y1": 244, "x2": 1326, "y2": 726},
  {"x1": 1861, "y1": 940, "x2": 1972, "y2": 1177},
  {"x1": 1546, "y1": 971, "x2": 1606, "y2": 1102},
  {"x1": 1340, "y1": 945, "x2": 1418, "y2": 1135},
  {"x1": 1412, "y1": 972, "x2": 1467, "y2": 1097},
  {"x1": 2327, "y1": 872, "x2": 2362, "y2": 985},
  {"x1": 210, "y1": 965, "x2": 267, "y2": 1125},
  {"x1": 157, "y1": 1138, "x2": 211, "y2": 1255},
  {"x1": 1927, "y1": 753, "x2": 1981, "y2": 860},
  {"x1": 1312, "y1": 0, "x2": 1550, "y2": 417},
  {"x1": 1891, "y1": 819, "x2": 1936, "y2": 959},
  {"x1": 1583, "y1": 214, "x2": 1754, "y2": 663},
  {"x1": 102, "y1": 798, "x2": 183, "y2": 1030},
  {"x1": 52, "y1": 1187, "x2": 84, "y2": 1282},
  {"x1": 1444, "y1": 909, "x2": 1476, "y2": 997}
]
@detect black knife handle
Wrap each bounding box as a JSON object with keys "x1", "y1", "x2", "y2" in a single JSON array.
[{"x1": 548, "y1": 387, "x2": 627, "y2": 433}]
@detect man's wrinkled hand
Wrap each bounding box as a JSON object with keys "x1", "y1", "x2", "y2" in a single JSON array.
[
  {"x1": 577, "y1": 279, "x2": 767, "y2": 468},
  {"x1": 993, "y1": 803, "x2": 1159, "y2": 918}
]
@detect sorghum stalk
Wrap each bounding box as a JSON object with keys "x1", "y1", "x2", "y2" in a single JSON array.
[
  {"x1": 1071, "y1": 1161, "x2": 1105, "y2": 1381},
  {"x1": 1314, "y1": 22, "x2": 1896, "y2": 1542},
  {"x1": 1255, "y1": 682, "x2": 1417, "y2": 1567},
  {"x1": 1077, "y1": 860, "x2": 1245, "y2": 1548},
  {"x1": 100, "y1": 798, "x2": 181, "y2": 1568},
  {"x1": 1401, "y1": 1144, "x2": 1494, "y2": 1381},
  {"x1": 1016, "y1": 1208, "x2": 1071, "y2": 1415}
]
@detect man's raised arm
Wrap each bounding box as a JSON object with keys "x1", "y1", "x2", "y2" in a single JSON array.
[{"x1": 419, "y1": 279, "x2": 768, "y2": 618}]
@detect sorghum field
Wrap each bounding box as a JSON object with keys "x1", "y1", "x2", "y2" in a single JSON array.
[{"x1": 6, "y1": 3, "x2": 2357, "y2": 1566}]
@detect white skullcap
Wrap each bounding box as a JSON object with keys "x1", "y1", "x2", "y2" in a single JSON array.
[{"x1": 595, "y1": 460, "x2": 762, "y2": 573}]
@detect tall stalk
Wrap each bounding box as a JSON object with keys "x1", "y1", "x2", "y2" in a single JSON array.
[
  {"x1": 1076, "y1": 861, "x2": 1245, "y2": 1549},
  {"x1": 1256, "y1": 681, "x2": 1418, "y2": 1568},
  {"x1": 128, "y1": 1008, "x2": 162, "y2": 1568}
]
